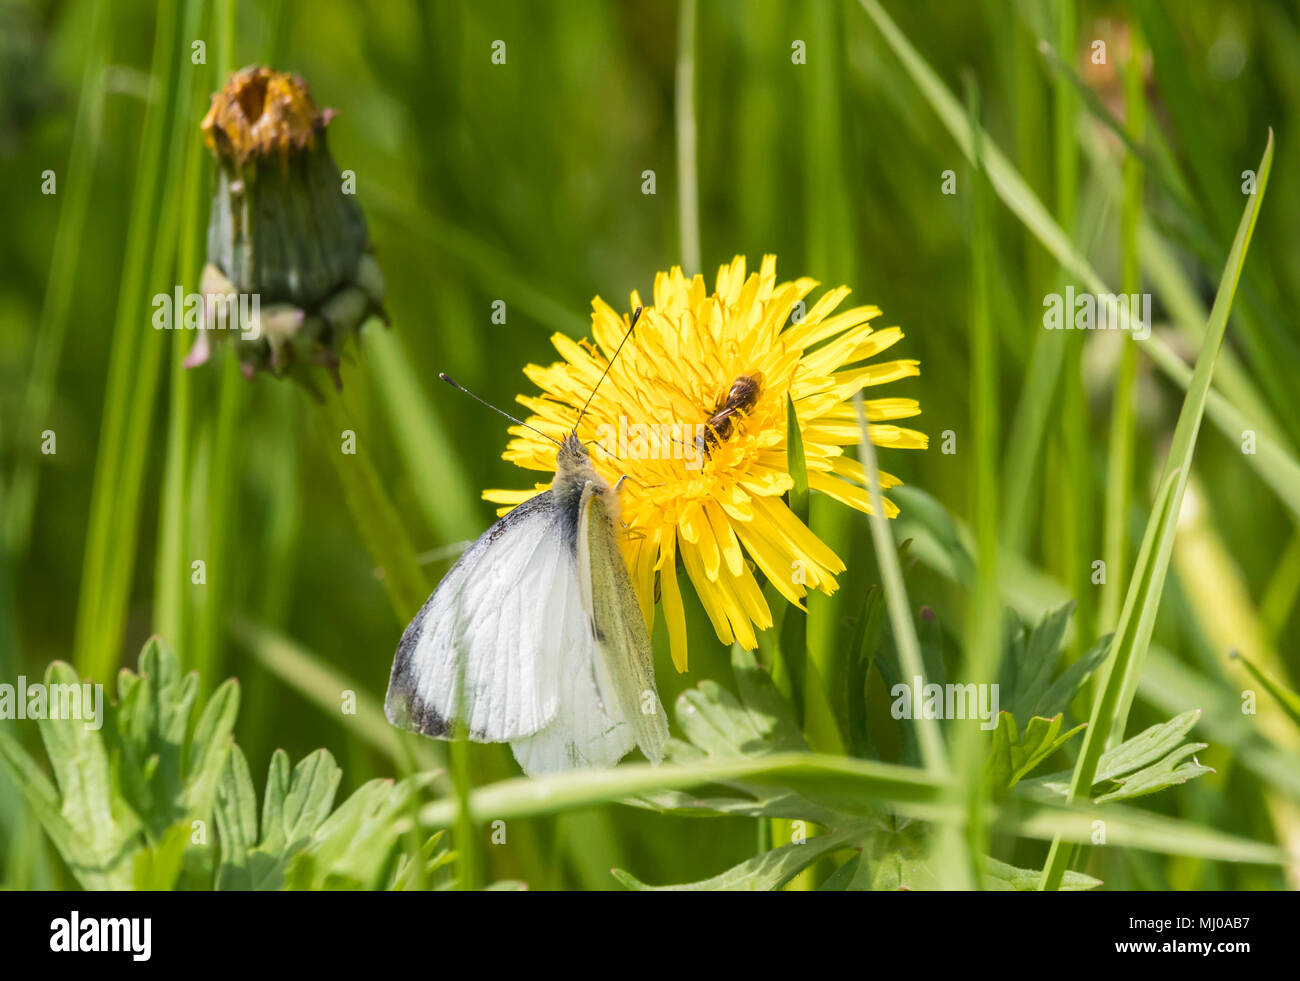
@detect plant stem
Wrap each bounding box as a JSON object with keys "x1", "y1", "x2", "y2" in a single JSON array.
[{"x1": 312, "y1": 380, "x2": 428, "y2": 624}]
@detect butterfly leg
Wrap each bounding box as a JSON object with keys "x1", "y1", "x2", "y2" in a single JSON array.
[{"x1": 615, "y1": 473, "x2": 664, "y2": 493}]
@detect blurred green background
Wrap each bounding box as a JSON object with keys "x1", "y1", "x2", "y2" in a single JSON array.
[{"x1": 1, "y1": 0, "x2": 1298, "y2": 889}]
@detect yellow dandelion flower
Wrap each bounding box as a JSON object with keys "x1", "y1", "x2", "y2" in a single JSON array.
[{"x1": 485, "y1": 255, "x2": 927, "y2": 672}]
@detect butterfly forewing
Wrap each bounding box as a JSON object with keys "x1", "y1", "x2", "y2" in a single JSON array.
[
  {"x1": 385, "y1": 492, "x2": 567, "y2": 742},
  {"x1": 507, "y1": 541, "x2": 636, "y2": 773}
]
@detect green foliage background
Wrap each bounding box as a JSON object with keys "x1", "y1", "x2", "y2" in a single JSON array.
[{"x1": 1, "y1": 0, "x2": 1298, "y2": 890}]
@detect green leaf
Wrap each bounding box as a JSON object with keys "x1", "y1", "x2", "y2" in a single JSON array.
[
  {"x1": 1020, "y1": 711, "x2": 1214, "y2": 804},
  {"x1": 999, "y1": 601, "x2": 1074, "y2": 723},
  {"x1": 214, "y1": 745, "x2": 262, "y2": 889},
  {"x1": 1031, "y1": 633, "x2": 1111, "y2": 721},
  {"x1": 983, "y1": 857, "x2": 1101, "y2": 892},
  {"x1": 132, "y1": 820, "x2": 192, "y2": 890},
  {"x1": 216, "y1": 747, "x2": 358, "y2": 890},
  {"x1": 988, "y1": 713, "x2": 1086, "y2": 789},
  {"x1": 731, "y1": 645, "x2": 806, "y2": 753},
  {"x1": 389, "y1": 831, "x2": 458, "y2": 891},
  {"x1": 36, "y1": 662, "x2": 139, "y2": 888},
  {"x1": 672, "y1": 682, "x2": 769, "y2": 759},
  {"x1": 817, "y1": 854, "x2": 867, "y2": 891},
  {"x1": 287, "y1": 777, "x2": 414, "y2": 890},
  {"x1": 258, "y1": 749, "x2": 343, "y2": 855},
  {"x1": 861, "y1": 820, "x2": 937, "y2": 890},
  {"x1": 1094, "y1": 744, "x2": 1214, "y2": 803},
  {"x1": 0, "y1": 726, "x2": 137, "y2": 890},
  {"x1": 1096, "y1": 710, "x2": 1204, "y2": 783},
  {"x1": 613, "y1": 828, "x2": 854, "y2": 891}
]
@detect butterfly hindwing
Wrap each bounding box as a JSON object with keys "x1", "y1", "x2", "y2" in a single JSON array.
[
  {"x1": 507, "y1": 550, "x2": 636, "y2": 773},
  {"x1": 577, "y1": 481, "x2": 670, "y2": 764}
]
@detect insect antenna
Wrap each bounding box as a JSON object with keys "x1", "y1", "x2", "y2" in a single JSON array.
[
  {"x1": 439, "y1": 373, "x2": 563, "y2": 447},
  {"x1": 572, "y1": 305, "x2": 643, "y2": 434},
  {"x1": 584, "y1": 437, "x2": 625, "y2": 464}
]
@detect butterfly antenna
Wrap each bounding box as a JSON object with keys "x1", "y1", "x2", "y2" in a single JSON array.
[
  {"x1": 573, "y1": 305, "x2": 643, "y2": 433},
  {"x1": 439, "y1": 373, "x2": 563, "y2": 447},
  {"x1": 584, "y1": 437, "x2": 625, "y2": 464}
]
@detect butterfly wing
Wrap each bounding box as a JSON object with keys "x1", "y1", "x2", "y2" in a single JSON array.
[
  {"x1": 507, "y1": 551, "x2": 636, "y2": 774},
  {"x1": 385, "y1": 492, "x2": 569, "y2": 742},
  {"x1": 577, "y1": 482, "x2": 670, "y2": 764}
]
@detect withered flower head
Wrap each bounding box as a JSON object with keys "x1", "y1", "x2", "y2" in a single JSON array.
[{"x1": 191, "y1": 66, "x2": 385, "y2": 387}]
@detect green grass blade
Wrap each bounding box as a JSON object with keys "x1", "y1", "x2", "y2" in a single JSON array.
[
  {"x1": 1101, "y1": 26, "x2": 1146, "y2": 631},
  {"x1": 675, "y1": 0, "x2": 700, "y2": 275},
  {"x1": 419, "y1": 752, "x2": 946, "y2": 828},
  {"x1": 368, "y1": 186, "x2": 587, "y2": 339},
  {"x1": 3, "y1": 0, "x2": 114, "y2": 557},
  {"x1": 234, "y1": 619, "x2": 443, "y2": 775},
  {"x1": 957, "y1": 72, "x2": 1001, "y2": 888},
  {"x1": 1039, "y1": 130, "x2": 1274, "y2": 890},
  {"x1": 856, "y1": 0, "x2": 1300, "y2": 526},
  {"x1": 852, "y1": 393, "x2": 946, "y2": 775},
  {"x1": 1229, "y1": 649, "x2": 1300, "y2": 732},
  {"x1": 364, "y1": 327, "x2": 481, "y2": 543},
  {"x1": 74, "y1": 0, "x2": 207, "y2": 681}
]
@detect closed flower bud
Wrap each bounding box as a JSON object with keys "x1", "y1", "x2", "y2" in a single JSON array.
[{"x1": 191, "y1": 66, "x2": 385, "y2": 387}]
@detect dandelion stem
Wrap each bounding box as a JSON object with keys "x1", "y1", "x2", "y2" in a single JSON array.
[{"x1": 312, "y1": 381, "x2": 429, "y2": 624}]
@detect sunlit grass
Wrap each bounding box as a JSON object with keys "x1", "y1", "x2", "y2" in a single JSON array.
[{"x1": 2, "y1": 0, "x2": 1298, "y2": 891}]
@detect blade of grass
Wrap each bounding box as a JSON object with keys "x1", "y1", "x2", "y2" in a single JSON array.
[
  {"x1": 1051, "y1": 2, "x2": 1300, "y2": 444},
  {"x1": 1229, "y1": 651, "x2": 1300, "y2": 732},
  {"x1": 414, "y1": 752, "x2": 1285, "y2": 867},
  {"x1": 420, "y1": 752, "x2": 947, "y2": 828},
  {"x1": 1260, "y1": 527, "x2": 1300, "y2": 643},
  {"x1": 74, "y1": 0, "x2": 207, "y2": 681},
  {"x1": 802, "y1": 0, "x2": 856, "y2": 796},
  {"x1": 852, "y1": 393, "x2": 947, "y2": 776},
  {"x1": 3, "y1": 0, "x2": 114, "y2": 557},
  {"x1": 1039, "y1": 130, "x2": 1274, "y2": 890},
  {"x1": 233, "y1": 619, "x2": 443, "y2": 776},
  {"x1": 183, "y1": 0, "x2": 245, "y2": 703},
  {"x1": 363, "y1": 327, "x2": 481, "y2": 543},
  {"x1": 856, "y1": 0, "x2": 1300, "y2": 526},
  {"x1": 367, "y1": 185, "x2": 587, "y2": 339},
  {"x1": 675, "y1": 0, "x2": 700, "y2": 275},
  {"x1": 955, "y1": 73, "x2": 1001, "y2": 889},
  {"x1": 153, "y1": 104, "x2": 208, "y2": 651},
  {"x1": 1050, "y1": 0, "x2": 1096, "y2": 657},
  {"x1": 1042, "y1": 26, "x2": 1298, "y2": 456},
  {"x1": 1100, "y1": 28, "x2": 1145, "y2": 631}
]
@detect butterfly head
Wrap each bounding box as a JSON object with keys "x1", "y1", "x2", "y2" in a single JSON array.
[{"x1": 554, "y1": 431, "x2": 603, "y2": 501}]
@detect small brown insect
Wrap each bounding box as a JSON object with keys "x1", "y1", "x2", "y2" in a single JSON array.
[{"x1": 698, "y1": 372, "x2": 764, "y2": 457}]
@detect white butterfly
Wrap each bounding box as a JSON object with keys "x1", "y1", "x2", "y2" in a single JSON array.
[{"x1": 385, "y1": 313, "x2": 669, "y2": 776}]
